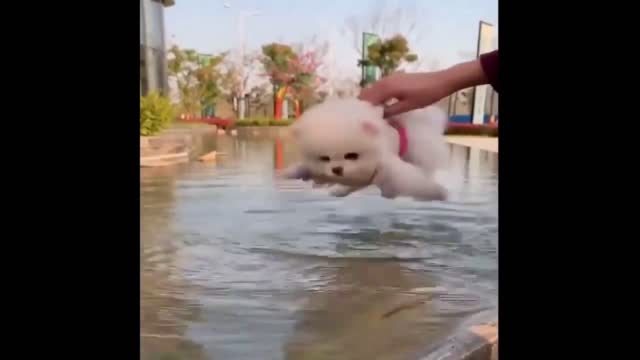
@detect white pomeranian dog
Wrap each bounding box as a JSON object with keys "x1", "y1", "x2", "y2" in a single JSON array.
[{"x1": 283, "y1": 97, "x2": 449, "y2": 201}]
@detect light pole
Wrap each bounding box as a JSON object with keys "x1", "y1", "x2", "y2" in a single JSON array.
[
  {"x1": 223, "y1": 2, "x2": 260, "y2": 120},
  {"x1": 470, "y1": 20, "x2": 495, "y2": 125}
]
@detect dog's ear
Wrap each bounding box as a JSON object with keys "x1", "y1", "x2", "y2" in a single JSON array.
[{"x1": 361, "y1": 121, "x2": 379, "y2": 136}]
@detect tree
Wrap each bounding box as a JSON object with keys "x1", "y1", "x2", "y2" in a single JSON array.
[
  {"x1": 364, "y1": 34, "x2": 418, "y2": 76},
  {"x1": 168, "y1": 46, "x2": 199, "y2": 115},
  {"x1": 260, "y1": 43, "x2": 298, "y2": 84},
  {"x1": 341, "y1": 0, "x2": 427, "y2": 73},
  {"x1": 260, "y1": 43, "x2": 324, "y2": 119},
  {"x1": 194, "y1": 54, "x2": 226, "y2": 115},
  {"x1": 220, "y1": 59, "x2": 241, "y2": 99},
  {"x1": 287, "y1": 50, "x2": 326, "y2": 115},
  {"x1": 167, "y1": 45, "x2": 226, "y2": 117},
  {"x1": 260, "y1": 43, "x2": 296, "y2": 119},
  {"x1": 292, "y1": 36, "x2": 331, "y2": 100},
  {"x1": 220, "y1": 51, "x2": 266, "y2": 117}
]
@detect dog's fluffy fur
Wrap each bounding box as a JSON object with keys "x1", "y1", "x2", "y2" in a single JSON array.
[{"x1": 284, "y1": 97, "x2": 449, "y2": 201}]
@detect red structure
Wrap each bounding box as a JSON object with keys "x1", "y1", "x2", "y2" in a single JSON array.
[
  {"x1": 274, "y1": 138, "x2": 284, "y2": 170},
  {"x1": 178, "y1": 116, "x2": 235, "y2": 130},
  {"x1": 446, "y1": 122, "x2": 498, "y2": 136}
]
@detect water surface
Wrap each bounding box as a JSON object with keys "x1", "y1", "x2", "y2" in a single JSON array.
[{"x1": 141, "y1": 131, "x2": 498, "y2": 360}]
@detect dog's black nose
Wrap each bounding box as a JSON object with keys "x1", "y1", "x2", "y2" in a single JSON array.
[{"x1": 331, "y1": 166, "x2": 343, "y2": 176}]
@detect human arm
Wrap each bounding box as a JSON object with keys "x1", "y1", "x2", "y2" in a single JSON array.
[{"x1": 359, "y1": 50, "x2": 499, "y2": 117}]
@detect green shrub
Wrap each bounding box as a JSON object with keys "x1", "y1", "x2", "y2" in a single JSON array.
[
  {"x1": 234, "y1": 117, "x2": 498, "y2": 137},
  {"x1": 140, "y1": 92, "x2": 176, "y2": 136},
  {"x1": 235, "y1": 117, "x2": 295, "y2": 127}
]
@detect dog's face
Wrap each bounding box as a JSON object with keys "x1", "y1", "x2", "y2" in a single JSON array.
[{"x1": 292, "y1": 98, "x2": 385, "y2": 186}]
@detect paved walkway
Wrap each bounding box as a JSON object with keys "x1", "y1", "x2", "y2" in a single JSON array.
[{"x1": 446, "y1": 136, "x2": 498, "y2": 153}]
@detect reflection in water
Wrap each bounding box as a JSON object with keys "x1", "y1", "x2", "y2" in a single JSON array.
[
  {"x1": 274, "y1": 138, "x2": 284, "y2": 170},
  {"x1": 141, "y1": 166, "x2": 208, "y2": 359},
  {"x1": 140, "y1": 129, "x2": 498, "y2": 359},
  {"x1": 285, "y1": 259, "x2": 444, "y2": 360}
]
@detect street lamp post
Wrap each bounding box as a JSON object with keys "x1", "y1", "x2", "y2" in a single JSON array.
[{"x1": 224, "y1": 2, "x2": 260, "y2": 120}]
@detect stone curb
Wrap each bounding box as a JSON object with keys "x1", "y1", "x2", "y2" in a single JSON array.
[
  {"x1": 446, "y1": 136, "x2": 498, "y2": 153},
  {"x1": 140, "y1": 152, "x2": 189, "y2": 168},
  {"x1": 419, "y1": 322, "x2": 498, "y2": 360},
  {"x1": 140, "y1": 126, "x2": 217, "y2": 167}
]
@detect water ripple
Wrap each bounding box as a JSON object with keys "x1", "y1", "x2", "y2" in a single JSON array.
[{"x1": 141, "y1": 139, "x2": 497, "y2": 360}]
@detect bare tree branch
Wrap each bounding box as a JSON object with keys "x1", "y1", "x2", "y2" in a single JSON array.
[{"x1": 340, "y1": 0, "x2": 427, "y2": 61}]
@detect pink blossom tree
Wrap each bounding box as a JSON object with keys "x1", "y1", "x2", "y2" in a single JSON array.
[{"x1": 260, "y1": 43, "x2": 325, "y2": 119}]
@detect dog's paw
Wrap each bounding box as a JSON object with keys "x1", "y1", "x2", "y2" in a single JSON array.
[
  {"x1": 281, "y1": 164, "x2": 311, "y2": 181},
  {"x1": 313, "y1": 181, "x2": 331, "y2": 189},
  {"x1": 381, "y1": 191, "x2": 397, "y2": 199},
  {"x1": 413, "y1": 183, "x2": 448, "y2": 202},
  {"x1": 378, "y1": 183, "x2": 398, "y2": 199},
  {"x1": 329, "y1": 185, "x2": 354, "y2": 197}
]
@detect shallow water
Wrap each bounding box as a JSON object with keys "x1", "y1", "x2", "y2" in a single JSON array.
[{"x1": 140, "y1": 131, "x2": 498, "y2": 360}]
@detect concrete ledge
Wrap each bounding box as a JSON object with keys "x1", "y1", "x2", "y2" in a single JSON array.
[
  {"x1": 446, "y1": 136, "x2": 498, "y2": 153},
  {"x1": 235, "y1": 126, "x2": 293, "y2": 139},
  {"x1": 419, "y1": 321, "x2": 498, "y2": 360},
  {"x1": 140, "y1": 126, "x2": 218, "y2": 167},
  {"x1": 140, "y1": 152, "x2": 189, "y2": 168}
]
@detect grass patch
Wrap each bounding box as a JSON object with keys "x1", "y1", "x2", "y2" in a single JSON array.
[
  {"x1": 232, "y1": 117, "x2": 498, "y2": 137},
  {"x1": 172, "y1": 121, "x2": 212, "y2": 128},
  {"x1": 235, "y1": 117, "x2": 295, "y2": 127}
]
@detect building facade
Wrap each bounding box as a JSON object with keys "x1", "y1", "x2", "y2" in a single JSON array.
[
  {"x1": 447, "y1": 87, "x2": 499, "y2": 124},
  {"x1": 140, "y1": 0, "x2": 175, "y2": 96}
]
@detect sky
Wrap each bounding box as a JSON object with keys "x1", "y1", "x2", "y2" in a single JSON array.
[{"x1": 165, "y1": 0, "x2": 497, "y2": 81}]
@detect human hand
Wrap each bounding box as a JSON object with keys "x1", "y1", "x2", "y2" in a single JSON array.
[
  {"x1": 358, "y1": 59, "x2": 488, "y2": 117},
  {"x1": 359, "y1": 72, "x2": 452, "y2": 118}
]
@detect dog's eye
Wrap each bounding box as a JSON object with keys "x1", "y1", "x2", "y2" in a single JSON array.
[
  {"x1": 319, "y1": 155, "x2": 331, "y2": 162},
  {"x1": 344, "y1": 153, "x2": 359, "y2": 160}
]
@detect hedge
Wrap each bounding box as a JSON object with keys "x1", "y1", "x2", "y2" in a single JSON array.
[
  {"x1": 232, "y1": 116, "x2": 498, "y2": 137},
  {"x1": 446, "y1": 123, "x2": 498, "y2": 137},
  {"x1": 140, "y1": 92, "x2": 175, "y2": 136},
  {"x1": 234, "y1": 117, "x2": 295, "y2": 127}
]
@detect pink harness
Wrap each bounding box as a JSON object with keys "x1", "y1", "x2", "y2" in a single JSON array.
[{"x1": 389, "y1": 121, "x2": 408, "y2": 158}]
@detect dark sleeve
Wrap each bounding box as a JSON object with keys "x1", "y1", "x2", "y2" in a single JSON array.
[{"x1": 479, "y1": 50, "x2": 499, "y2": 92}]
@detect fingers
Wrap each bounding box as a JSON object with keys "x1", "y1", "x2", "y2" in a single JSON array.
[
  {"x1": 383, "y1": 100, "x2": 415, "y2": 118},
  {"x1": 358, "y1": 78, "x2": 393, "y2": 105}
]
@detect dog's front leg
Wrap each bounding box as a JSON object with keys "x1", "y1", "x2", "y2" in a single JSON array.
[
  {"x1": 373, "y1": 157, "x2": 447, "y2": 201},
  {"x1": 281, "y1": 163, "x2": 311, "y2": 181},
  {"x1": 281, "y1": 163, "x2": 336, "y2": 189},
  {"x1": 329, "y1": 184, "x2": 363, "y2": 197}
]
